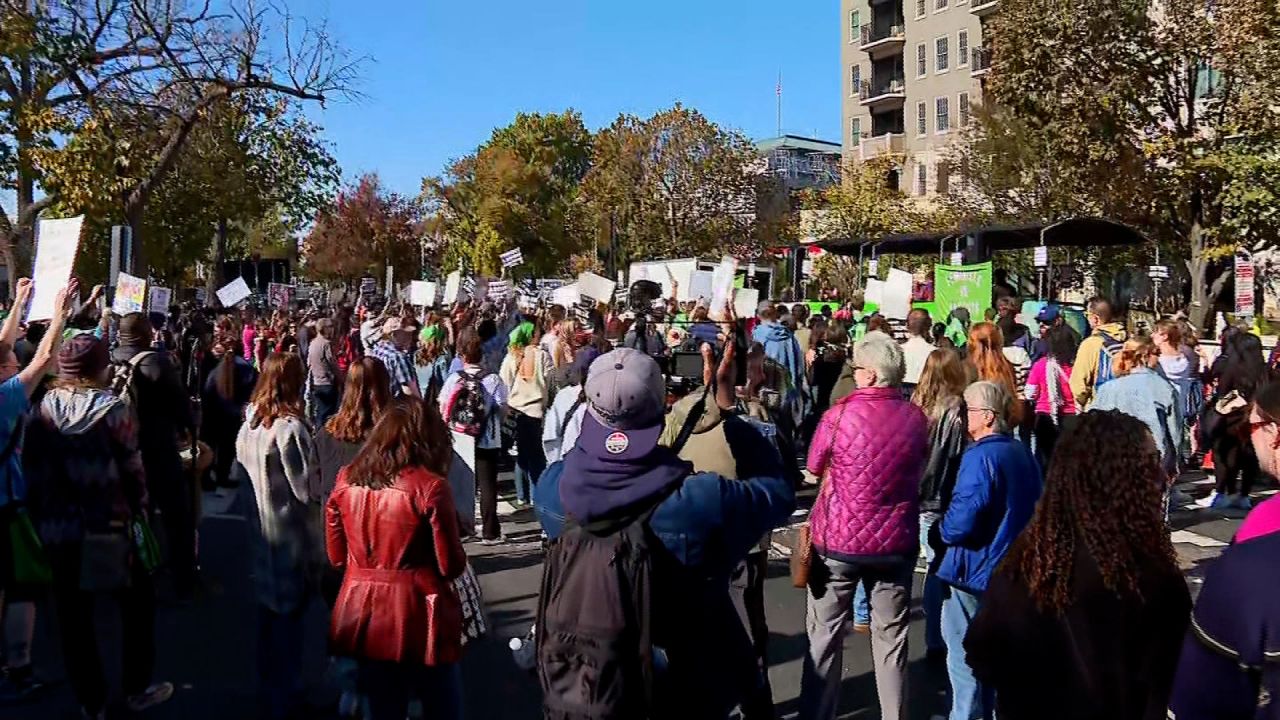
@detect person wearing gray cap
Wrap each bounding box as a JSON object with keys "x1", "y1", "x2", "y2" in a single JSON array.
[{"x1": 533, "y1": 348, "x2": 795, "y2": 718}]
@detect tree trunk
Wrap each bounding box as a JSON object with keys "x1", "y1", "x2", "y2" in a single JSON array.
[
  {"x1": 205, "y1": 218, "x2": 228, "y2": 305},
  {"x1": 1185, "y1": 220, "x2": 1230, "y2": 333}
]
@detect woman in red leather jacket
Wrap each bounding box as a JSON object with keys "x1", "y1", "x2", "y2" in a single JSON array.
[{"x1": 325, "y1": 396, "x2": 466, "y2": 720}]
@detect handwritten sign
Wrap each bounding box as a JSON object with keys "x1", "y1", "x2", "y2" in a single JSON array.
[
  {"x1": 28, "y1": 215, "x2": 84, "y2": 322},
  {"x1": 409, "y1": 280, "x2": 437, "y2": 306},
  {"x1": 267, "y1": 282, "x2": 295, "y2": 309},
  {"x1": 710, "y1": 256, "x2": 739, "y2": 318},
  {"x1": 148, "y1": 286, "x2": 172, "y2": 315},
  {"x1": 576, "y1": 271, "x2": 617, "y2": 302},
  {"x1": 111, "y1": 273, "x2": 147, "y2": 316},
  {"x1": 442, "y1": 271, "x2": 461, "y2": 304},
  {"x1": 216, "y1": 277, "x2": 252, "y2": 308}
]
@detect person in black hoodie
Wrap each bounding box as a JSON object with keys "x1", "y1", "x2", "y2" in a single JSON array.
[
  {"x1": 112, "y1": 313, "x2": 197, "y2": 595},
  {"x1": 963, "y1": 410, "x2": 1190, "y2": 719}
]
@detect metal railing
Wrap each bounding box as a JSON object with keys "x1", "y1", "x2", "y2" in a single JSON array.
[
  {"x1": 859, "y1": 78, "x2": 907, "y2": 101},
  {"x1": 860, "y1": 23, "x2": 906, "y2": 47},
  {"x1": 971, "y1": 47, "x2": 993, "y2": 73}
]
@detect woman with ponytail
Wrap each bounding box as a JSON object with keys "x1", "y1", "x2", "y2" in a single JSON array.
[
  {"x1": 202, "y1": 336, "x2": 257, "y2": 488},
  {"x1": 499, "y1": 321, "x2": 548, "y2": 509}
]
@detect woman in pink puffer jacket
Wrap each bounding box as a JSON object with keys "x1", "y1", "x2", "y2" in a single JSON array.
[{"x1": 798, "y1": 334, "x2": 929, "y2": 720}]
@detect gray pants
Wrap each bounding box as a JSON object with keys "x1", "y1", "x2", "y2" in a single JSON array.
[{"x1": 798, "y1": 556, "x2": 913, "y2": 720}]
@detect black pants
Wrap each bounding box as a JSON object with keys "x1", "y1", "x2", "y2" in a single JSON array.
[
  {"x1": 48, "y1": 545, "x2": 156, "y2": 714},
  {"x1": 730, "y1": 552, "x2": 774, "y2": 720},
  {"x1": 146, "y1": 453, "x2": 198, "y2": 592},
  {"x1": 513, "y1": 411, "x2": 547, "y2": 486},
  {"x1": 1213, "y1": 435, "x2": 1260, "y2": 496},
  {"x1": 1032, "y1": 412, "x2": 1079, "y2": 471},
  {"x1": 312, "y1": 384, "x2": 339, "y2": 427},
  {"x1": 475, "y1": 447, "x2": 502, "y2": 541},
  {"x1": 207, "y1": 415, "x2": 240, "y2": 485}
]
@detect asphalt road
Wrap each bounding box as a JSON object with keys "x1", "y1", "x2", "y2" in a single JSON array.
[{"x1": 9, "y1": 467, "x2": 1265, "y2": 720}]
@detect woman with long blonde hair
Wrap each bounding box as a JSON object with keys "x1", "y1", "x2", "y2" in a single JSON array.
[
  {"x1": 913, "y1": 347, "x2": 971, "y2": 658},
  {"x1": 967, "y1": 322, "x2": 1025, "y2": 426}
]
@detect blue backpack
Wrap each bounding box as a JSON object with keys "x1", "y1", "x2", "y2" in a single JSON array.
[{"x1": 1093, "y1": 333, "x2": 1126, "y2": 389}]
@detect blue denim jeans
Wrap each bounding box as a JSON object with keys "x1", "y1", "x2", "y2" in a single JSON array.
[
  {"x1": 853, "y1": 584, "x2": 871, "y2": 626},
  {"x1": 513, "y1": 464, "x2": 532, "y2": 505},
  {"x1": 919, "y1": 511, "x2": 944, "y2": 652},
  {"x1": 942, "y1": 587, "x2": 994, "y2": 720}
]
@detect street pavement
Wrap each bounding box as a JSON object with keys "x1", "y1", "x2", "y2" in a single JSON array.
[{"x1": 9, "y1": 466, "x2": 1270, "y2": 720}]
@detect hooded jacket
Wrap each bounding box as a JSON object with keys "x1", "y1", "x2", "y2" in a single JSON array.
[
  {"x1": 751, "y1": 321, "x2": 804, "y2": 394},
  {"x1": 112, "y1": 344, "x2": 194, "y2": 502},
  {"x1": 24, "y1": 386, "x2": 147, "y2": 546},
  {"x1": 1068, "y1": 323, "x2": 1128, "y2": 408}
]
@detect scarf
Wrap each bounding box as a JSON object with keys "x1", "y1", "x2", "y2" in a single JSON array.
[
  {"x1": 1045, "y1": 357, "x2": 1065, "y2": 424},
  {"x1": 560, "y1": 441, "x2": 691, "y2": 524}
]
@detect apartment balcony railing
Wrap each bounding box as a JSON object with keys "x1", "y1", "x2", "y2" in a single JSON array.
[
  {"x1": 971, "y1": 47, "x2": 993, "y2": 76},
  {"x1": 859, "y1": 132, "x2": 905, "y2": 160},
  {"x1": 971, "y1": 0, "x2": 999, "y2": 16},
  {"x1": 859, "y1": 78, "x2": 907, "y2": 107},
  {"x1": 859, "y1": 23, "x2": 907, "y2": 59}
]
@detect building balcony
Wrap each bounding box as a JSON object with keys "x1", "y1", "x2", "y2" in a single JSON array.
[
  {"x1": 971, "y1": 47, "x2": 992, "y2": 76},
  {"x1": 859, "y1": 23, "x2": 906, "y2": 60},
  {"x1": 859, "y1": 78, "x2": 907, "y2": 109},
  {"x1": 859, "y1": 132, "x2": 905, "y2": 160},
  {"x1": 971, "y1": 0, "x2": 999, "y2": 15}
]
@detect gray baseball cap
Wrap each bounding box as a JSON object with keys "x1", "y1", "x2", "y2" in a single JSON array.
[{"x1": 584, "y1": 348, "x2": 666, "y2": 431}]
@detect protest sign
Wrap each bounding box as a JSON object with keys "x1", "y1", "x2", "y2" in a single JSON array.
[
  {"x1": 934, "y1": 261, "x2": 993, "y2": 322},
  {"x1": 687, "y1": 270, "x2": 714, "y2": 302},
  {"x1": 881, "y1": 268, "x2": 913, "y2": 320},
  {"x1": 710, "y1": 256, "x2": 738, "y2": 317},
  {"x1": 551, "y1": 284, "x2": 581, "y2": 309},
  {"x1": 409, "y1": 280, "x2": 437, "y2": 306},
  {"x1": 576, "y1": 271, "x2": 616, "y2": 302},
  {"x1": 500, "y1": 248, "x2": 524, "y2": 268},
  {"x1": 216, "y1": 277, "x2": 252, "y2": 308},
  {"x1": 488, "y1": 279, "x2": 512, "y2": 301},
  {"x1": 267, "y1": 282, "x2": 295, "y2": 309},
  {"x1": 194, "y1": 288, "x2": 208, "y2": 306},
  {"x1": 28, "y1": 215, "x2": 84, "y2": 322},
  {"x1": 864, "y1": 278, "x2": 885, "y2": 306},
  {"x1": 111, "y1": 273, "x2": 147, "y2": 315},
  {"x1": 149, "y1": 286, "x2": 172, "y2": 315},
  {"x1": 442, "y1": 271, "x2": 461, "y2": 304},
  {"x1": 732, "y1": 287, "x2": 759, "y2": 319}
]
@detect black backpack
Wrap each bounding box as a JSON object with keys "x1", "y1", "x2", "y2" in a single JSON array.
[
  {"x1": 444, "y1": 369, "x2": 493, "y2": 437},
  {"x1": 110, "y1": 351, "x2": 157, "y2": 408},
  {"x1": 536, "y1": 490, "x2": 682, "y2": 720}
]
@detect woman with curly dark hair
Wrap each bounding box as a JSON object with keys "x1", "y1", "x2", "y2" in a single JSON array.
[{"x1": 963, "y1": 410, "x2": 1191, "y2": 720}]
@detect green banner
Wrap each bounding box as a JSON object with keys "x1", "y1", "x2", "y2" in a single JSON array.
[{"x1": 934, "y1": 261, "x2": 993, "y2": 323}]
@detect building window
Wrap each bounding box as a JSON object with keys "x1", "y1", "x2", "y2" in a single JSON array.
[
  {"x1": 916, "y1": 101, "x2": 928, "y2": 136},
  {"x1": 850, "y1": 10, "x2": 861, "y2": 41},
  {"x1": 916, "y1": 43, "x2": 928, "y2": 77},
  {"x1": 936, "y1": 0, "x2": 948, "y2": 10},
  {"x1": 936, "y1": 37, "x2": 950, "y2": 72},
  {"x1": 916, "y1": 0, "x2": 927, "y2": 17},
  {"x1": 959, "y1": 92, "x2": 970, "y2": 127},
  {"x1": 852, "y1": 117, "x2": 862, "y2": 143},
  {"x1": 958, "y1": 30, "x2": 969, "y2": 66},
  {"x1": 936, "y1": 96, "x2": 950, "y2": 132},
  {"x1": 851, "y1": 64, "x2": 861, "y2": 96},
  {"x1": 937, "y1": 163, "x2": 950, "y2": 194},
  {"x1": 916, "y1": 162, "x2": 928, "y2": 196}
]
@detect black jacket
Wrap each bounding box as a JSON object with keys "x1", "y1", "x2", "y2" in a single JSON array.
[
  {"x1": 112, "y1": 345, "x2": 195, "y2": 498},
  {"x1": 919, "y1": 400, "x2": 968, "y2": 513}
]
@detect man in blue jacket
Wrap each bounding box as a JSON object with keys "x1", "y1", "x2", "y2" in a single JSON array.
[
  {"x1": 534, "y1": 347, "x2": 795, "y2": 718},
  {"x1": 934, "y1": 380, "x2": 1042, "y2": 720}
]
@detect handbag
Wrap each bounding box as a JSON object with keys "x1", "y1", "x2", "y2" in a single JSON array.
[
  {"x1": 0, "y1": 421, "x2": 51, "y2": 586},
  {"x1": 79, "y1": 528, "x2": 132, "y2": 592},
  {"x1": 790, "y1": 523, "x2": 813, "y2": 588},
  {"x1": 131, "y1": 515, "x2": 163, "y2": 574},
  {"x1": 453, "y1": 562, "x2": 488, "y2": 646}
]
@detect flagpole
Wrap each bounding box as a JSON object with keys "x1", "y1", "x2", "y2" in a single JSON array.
[{"x1": 776, "y1": 71, "x2": 782, "y2": 137}]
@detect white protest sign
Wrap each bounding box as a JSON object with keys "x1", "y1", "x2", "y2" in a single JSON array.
[
  {"x1": 409, "y1": 280, "x2": 437, "y2": 306},
  {"x1": 148, "y1": 286, "x2": 172, "y2": 315},
  {"x1": 732, "y1": 287, "x2": 760, "y2": 319},
  {"x1": 576, "y1": 271, "x2": 617, "y2": 302},
  {"x1": 551, "y1": 283, "x2": 581, "y2": 309},
  {"x1": 687, "y1": 270, "x2": 714, "y2": 301},
  {"x1": 881, "y1": 268, "x2": 914, "y2": 320},
  {"x1": 472, "y1": 278, "x2": 490, "y2": 303},
  {"x1": 865, "y1": 278, "x2": 885, "y2": 305},
  {"x1": 442, "y1": 271, "x2": 461, "y2": 304},
  {"x1": 28, "y1": 215, "x2": 84, "y2": 322},
  {"x1": 488, "y1": 279, "x2": 512, "y2": 301},
  {"x1": 710, "y1": 256, "x2": 739, "y2": 318},
  {"x1": 111, "y1": 272, "x2": 147, "y2": 316},
  {"x1": 216, "y1": 277, "x2": 252, "y2": 308}
]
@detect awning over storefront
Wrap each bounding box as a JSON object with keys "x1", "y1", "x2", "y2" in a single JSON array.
[{"x1": 814, "y1": 217, "x2": 1148, "y2": 258}]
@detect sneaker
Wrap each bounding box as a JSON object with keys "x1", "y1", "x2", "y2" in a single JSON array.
[
  {"x1": 1168, "y1": 488, "x2": 1194, "y2": 509},
  {"x1": 1232, "y1": 494, "x2": 1254, "y2": 510},
  {"x1": 480, "y1": 536, "x2": 508, "y2": 546},
  {"x1": 126, "y1": 682, "x2": 174, "y2": 712},
  {"x1": 1207, "y1": 492, "x2": 1231, "y2": 509},
  {"x1": 0, "y1": 666, "x2": 47, "y2": 704}
]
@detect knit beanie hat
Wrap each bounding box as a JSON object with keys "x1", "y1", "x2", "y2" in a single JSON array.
[
  {"x1": 117, "y1": 312, "x2": 152, "y2": 348},
  {"x1": 58, "y1": 333, "x2": 110, "y2": 381}
]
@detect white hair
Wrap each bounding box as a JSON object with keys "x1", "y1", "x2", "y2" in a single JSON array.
[
  {"x1": 853, "y1": 335, "x2": 905, "y2": 387},
  {"x1": 964, "y1": 380, "x2": 1011, "y2": 432}
]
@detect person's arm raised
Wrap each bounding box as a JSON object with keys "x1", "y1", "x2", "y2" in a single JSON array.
[
  {"x1": 0, "y1": 278, "x2": 32, "y2": 348},
  {"x1": 18, "y1": 279, "x2": 78, "y2": 396}
]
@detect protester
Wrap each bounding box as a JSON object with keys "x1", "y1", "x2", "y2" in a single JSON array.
[
  {"x1": 901, "y1": 308, "x2": 934, "y2": 392},
  {"x1": 415, "y1": 324, "x2": 452, "y2": 404},
  {"x1": 808, "y1": 320, "x2": 848, "y2": 411},
  {"x1": 316, "y1": 358, "x2": 391, "y2": 502},
  {"x1": 965, "y1": 322, "x2": 1025, "y2": 427},
  {"x1": 1069, "y1": 296, "x2": 1128, "y2": 409},
  {"x1": 370, "y1": 317, "x2": 421, "y2": 399},
  {"x1": 1090, "y1": 337, "x2": 1183, "y2": 475},
  {"x1": 326, "y1": 397, "x2": 465, "y2": 720},
  {"x1": 307, "y1": 318, "x2": 340, "y2": 426},
  {"x1": 792, "y1": 303, "x2": 812, "y2": 358},
  {"x1": 201, "y1": 336, "x2": 258, "y2": 489},
  {"x1": 933, "y1": 380, "x2": 1042, "y2": 720},
  {"x1": 798, "y1": 334, "x2": 928, "y2": 720},
  {"x1": 1028, "y1": 303, "x2": 1076, "y2": 362},
  {"x1": 1023, "y1": 323, "x2": 1079, "y2": 467},
  {"x1": 112, "y1": 312, "x2": 198, "y2": 596},
  {"x1": 500, "y1": 321, "x2": 549, "y2": 507},
  {"x1": 995, "y1": 297, "x2": 1033, "y2": 355},
  {"x1": 911, "y1": 347, "x2": 969, "y2": 662},
  {"x1": 26, "y1": 326, "x2": 175, "y2": 719},
  {"x1": 541, "y1": 347, "x2": 598, "y2": 466},
  {"x1": 964, "y1": 410, "x2": 1189, "y2": 718},
  {"x1": 0, "y1": 279, "x2": 73, "y2": 703},
  {"x1": 440, "y1": 330, "x2": 508, "y2": 543},
  {"x1": 533, "y1": 348, "x2": 795, "y2": 718},
  {"x1": 1169, "y1": 380, "x2": 1280, "y2": 717},
  {"x1": 1200, "y1": 328, "x2": 1272, "y2": 510},
  {"x1": 752, "y1": 302, "x2": 804, "y2": 399},
  {"x1": 235, "y1": 353, "x2": 322, "y2": 720}
]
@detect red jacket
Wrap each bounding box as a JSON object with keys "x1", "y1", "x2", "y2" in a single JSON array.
[{"x1": 325, "y1": 466, "x2": 467, "y2": 666}]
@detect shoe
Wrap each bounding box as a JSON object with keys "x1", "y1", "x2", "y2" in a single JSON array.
[
  {"x1": 481, "y1": 536, "x2": 508, "y2": 546},
  {"x1": 1168, "y1": 489, "x2": 1194, "y2": 509},
  {"x1": 1232, "y1": 494, "x2": 1254, "y2": 510},
  {"x1": 126, "y1": 682, "x2": 174, "y2": 711},
  {"x1": 851, "y1": 623, "x2": 871, "y2": 635},
  {"x1": 0, "y1": 666, "x2": 47, "y2": 703},
  {"x1": 1208, "y1": 492, "x2": 1231, "y2": 509}
]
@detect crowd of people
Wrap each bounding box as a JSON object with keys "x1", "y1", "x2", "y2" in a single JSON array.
[{"x1": 0, "y1": 274, "x2": 1278, "y2": 720}]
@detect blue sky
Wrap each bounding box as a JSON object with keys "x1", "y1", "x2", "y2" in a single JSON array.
[{"x1": 310, "y1": 0, "x2": 841, "y2": 197}]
